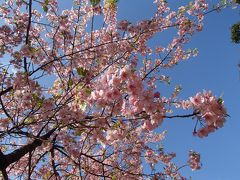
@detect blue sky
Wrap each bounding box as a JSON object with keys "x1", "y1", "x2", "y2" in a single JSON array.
[{"x1": 115, "y1": 0, "x2": 240, "y2": 179}]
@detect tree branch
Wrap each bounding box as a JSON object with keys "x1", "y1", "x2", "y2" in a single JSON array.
[
  {"x1": 0, "y1": 128, "x2": 56, "y2": 172},
  {"x1": 24, "y1": 0, "x2": 33, "y2": 73},
  {"x1": 0, "y1": 87, "x2": 13, "y2": 97},
  {"x1": 164, "y1": 112, "x2": 199, "y2": 119}
]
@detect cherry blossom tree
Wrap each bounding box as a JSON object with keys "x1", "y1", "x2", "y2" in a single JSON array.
[
  {"x1": 0, "y1": 0, "x2": 228, "y2": 179},
  {"x1": 231, "y1": 0, "x2": 240, "y2": 43}
]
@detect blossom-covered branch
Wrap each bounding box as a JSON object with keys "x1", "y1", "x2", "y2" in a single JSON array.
[{"x1": 0, "y1": 0, "x2": 229, "y2": 179}]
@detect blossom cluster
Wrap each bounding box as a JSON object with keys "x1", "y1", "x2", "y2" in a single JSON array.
[
  {"x1": 188, "y1": 150, "x2": 201, "y2": 170},
  {"x1": 189, "y1": 91, "x2": 227, "y2": 137}
]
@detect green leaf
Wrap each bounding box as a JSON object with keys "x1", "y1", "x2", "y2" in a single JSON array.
[
  {"x1": 217, "y1": 97, "x2": 223, "y2": 105},
  {"x1": 42, "y1": 4, "x2": 48, "y2": 12},
  {"x1": 32, "y1": 93, "x2": 44, "y2": 107},
  {"x1": 43, "y1": 171, "x2": 51, "y2": 180},
  {"x1": 75, "y1": 129, "x2": 84, "y2": 136},
  {"x1": 84, "y1": 87, "x2": 92, "y2": 95},
  {"x1": 231, "y1": 23, "x2": 240, "y2": 43},
  {"x1": 68, "y1": 78, "x2": 73, "y2": 87},
  {"x1": 112, "y1": 121, "x2": 121, "y2": 129},
  {"x1": 105, "y1": 0, "x2": 118, "y2": 9},
  {"x1": 193, "y1": 48, "x2": 199, "y2": 56},
  {"x1": 42, "y1": 0, "x2": 49, "y2": 12},
  {"x1": 106, "y1": 0, "x2": 118, "y2": 4},
  {"x1": 90, "y1": 0, "x2": 100, "y2": 6},
  {"x1": 111, "y1": 175, "x2": 117, "y2": 180},
  {"x1": 24, "y1": 118, "x2": 35, "y2": 124},
  {"x1": 76, "y1": 67, "x2": 87, "y2": 77},
  {"x1": 29, "y1": 47, "x2": 38, "y2": 53},
  {"x1": 79, "y1": 102, "x2": 87, "y2": 111}
]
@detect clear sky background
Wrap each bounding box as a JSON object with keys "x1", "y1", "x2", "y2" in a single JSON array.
[
  {"x1": 59, "y1": 0, "x2": 240, "y2": 179},
  {"x1": 116, "y1": 1, "x2": 240, "y2": 179}
]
